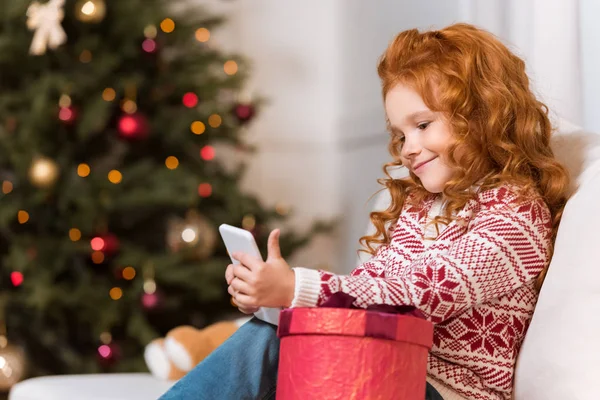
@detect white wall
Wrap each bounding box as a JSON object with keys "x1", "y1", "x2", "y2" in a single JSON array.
[
  {"x1": 580, "y1": 0, "x2": 600, "y2": 133},
  {"x1": 195, "y1": 0, "x2": 465, "y2": 272},
  {"x1": 195, "y1": 0, "x2": 599, "y2": 273}
]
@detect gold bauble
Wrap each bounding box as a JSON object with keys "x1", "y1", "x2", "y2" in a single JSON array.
[
  {"x1": 0, "y1": 341, "x2": 26, "y2": 391},
  {"x1": 167, "y1": 211, "x2": 217, "y2": 260},
  {"x1": 28, "y1": 157, "x2": 59, "y2": 188},
  {"x1": 75, "y1": 0, "x2": 106, "y2": 23}
]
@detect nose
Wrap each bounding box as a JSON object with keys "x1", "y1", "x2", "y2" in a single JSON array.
[{"x1": 400, "y1": 134, "x2": 421, "y2": 160}]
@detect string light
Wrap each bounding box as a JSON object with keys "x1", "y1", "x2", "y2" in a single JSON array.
[
  {"x1": 224, "y1": 60, "x2": 238, "y2": 75},
  {"x1": 69, "y1": 228, "x2": 82, "y2": 241},
  {"x1": 122, "y1": 266, "x2": 136, "y2": 280},
  {"x1": 200, "y1": 145, "x2": 215, "y2": 160},
  {"x1": 182, "y1": 92, "x2": 198, "y2": 108},
  {"x1": 98, "y1": 344, "x2": 111, "y2": 358},
  {"x1": 109, "y1": 287, "x2": 123, "y2": 300},
  {"x1": 17, "y1": 211, "x2": 29, "y2": 224},
  {"x1": 59, "y1": 107, "x2": 75, "y2": 122},
  {"x1": 165, "y1": 156, "x2": 179, "y2": 170},
  {"x1": 80, "y1": 50, "x2": 92, "y2": 63},
  {"x1": 77, "y1": 163, "x2": 90, "y2": 177},
  {"x1": 100, "y1": 332, "x2": 112, "y2": 344},
  {"x1": 144, "y1": 25, "x2": 157, "y2": 39},
  {"x1": 102, "y1": 88, "x2": 116, "y2": 101},
  {"x1": 2, "y1": 181, "x2": 13, "y2": 194},
  {"x1": 275, "y1": 202, "x2": 291, "y2": 216},
  {"x1": 59, "y1": 94, "x2": 72, "y2": 108},
  {"x1": 208, "y1": 114, "x2": 222, "y2": 128},
  {"x1": 181, "y1": 228, "x2": 196, "y2": 243},
  {"x1": 143, "y1": 280, "x2": 156, "y2": 294},
  {"x1": 121, "y1": 100, "x2": 137, "y2": 114},
  {"x1": 91, "y1": 251, "x2": 105, "y2": 264},
  {"x1": 10, "y1": 272, "x2": 23, "y2": 287},
  {"x1": 242, "y1": 215, "x2": 256, "y2": 231},
  {"x1": 160, "y1": 18, "x2": 175, "y2": 33},
  {"x1": 190, "y1": 121, "x2": 205, "y2": 135},
  {"x1": 142, "y1": 39, "x2": 156, "y2": 53},
  {"x1": 108, "y1": 170, "x2": 122, "y2": 184},
  {"x1": 195, "y1": 28, "x2": 210, "y2": 42},
  {"x1": 198, "y1": 183, "x2": 212, "y2": 197},
  {"x1": 91, "y1": 237, "x2": 104, "y2": 251}
]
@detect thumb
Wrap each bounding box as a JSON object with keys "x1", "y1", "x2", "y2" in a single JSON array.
[{"x1": 267, "y1": 229, "x2": 282, "y2": 261}]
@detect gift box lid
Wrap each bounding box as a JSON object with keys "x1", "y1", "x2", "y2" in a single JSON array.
[{"x1": 278, "y1": 307, "x2": 433, "y2": 350}]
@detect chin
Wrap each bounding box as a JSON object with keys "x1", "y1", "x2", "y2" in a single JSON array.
[{"x1": 420, "y1": 180, "x2": 445, "y2": 194}]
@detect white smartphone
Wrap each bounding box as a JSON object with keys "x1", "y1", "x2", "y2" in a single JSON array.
[{"x1": 218, "y1": 224, "x2": 281, "y2": 326}]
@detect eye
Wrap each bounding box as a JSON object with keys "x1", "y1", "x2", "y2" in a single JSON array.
[{"x1": 417, "y1": 122, "x2": 430, "y2": 130}]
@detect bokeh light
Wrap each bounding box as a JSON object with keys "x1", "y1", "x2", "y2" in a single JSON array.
[
  {"x1": 190, "y1": 121, "x2": 205, "y2": 135},
  {"x1": 165, "y1": 156, "x2": 179, "y2": 170},
  {"x1": 182, "y1": 92, "x2": 198, "y2": 108},
  {"x1": 160, "y1": 18, "x2": 175, "y2": 33},
  {"x1": 200, "y1": 145, "x2": 215, "y2": 160},
  {"x1": 2, "y1": 181, "x2": 13, "y2": 194},
  {"x1": 17, "y1": 210, "x2": 29, "y2": 224},
  {"x1": 109, "y1": 287, "x2": 123, "y2": 300},
  {"x1": 208, "y1": 114, "x2": 222, "y2": 128},
  {"x1": 69, "y1": 228, "x2": 82, "y2": 241},
  {"x1": 198, "y1": 183, "x2": 212, "y2": 197},
  {"x1": 195, "y1": 28, "x2": 210, "y2": 42},
  {"x1": 224, "y1": 60, "x2": 238, "y2": 75},
  {"x1": 122, "y1": 266, "x2": 136, "y2": 280},
  {"x1": 108, "y1": 170, "x2": 122, "y2": 184},
  {"x1": 77, "y1": 163, "x2": 91, "y2": 177},
  {"x1": 102, "y1": 88, "x2": 116, "y2": 101}
]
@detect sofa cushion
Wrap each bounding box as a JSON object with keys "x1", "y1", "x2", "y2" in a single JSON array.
[
  {"x1": 514, "y1": 121, "x2": 600, "y2": 399},
  {"x1": 9, "y1": 373, "x2": 174, "y2": 400}
]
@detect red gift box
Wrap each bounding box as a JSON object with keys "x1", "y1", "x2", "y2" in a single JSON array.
[{"x1": 276, "y1": 299, "x2": 433, "y2": 400}]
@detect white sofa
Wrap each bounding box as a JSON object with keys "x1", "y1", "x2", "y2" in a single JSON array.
[{"x1": 10, "y1": 119, "x2": 600, "y2": 399}]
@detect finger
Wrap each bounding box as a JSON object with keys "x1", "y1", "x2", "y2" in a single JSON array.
[
  {"x1": 231, "y1": 252, "x2": 263, "y2": 271},
  {"x1": 238, "y1": 306, "x2": 259, "y2": 315},
  {"x1": 232, "y1": 264, "x2": 253, "y2": 282},
  {"x1": 233, "y1": 293, "x2": 257, "y2": 308},
  {"x1": 225, "y1": 264, "x2": 235, "y2": 285},
  {"x1": 231, "y1": 277, "x2": 252, "y2": 295},
  {"x1": 267, "y1": 229, "x2": 282, "y2": 261}
]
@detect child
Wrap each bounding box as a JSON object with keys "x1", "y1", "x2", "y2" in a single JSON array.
[{"x1": 160, "y1": 23, "x2": 570, "y2": 400}]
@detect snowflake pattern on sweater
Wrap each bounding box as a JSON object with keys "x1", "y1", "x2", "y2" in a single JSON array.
[{"x1": 291, "y1": 184, "x2": 553, "y2": 400}]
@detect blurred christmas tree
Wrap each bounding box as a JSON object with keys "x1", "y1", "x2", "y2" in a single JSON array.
[{"x1": 0, "y1": 0, "x2": 331, "y2": 382}]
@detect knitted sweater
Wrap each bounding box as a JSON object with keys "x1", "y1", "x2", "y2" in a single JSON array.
[{"x1": 291, "y1": 184, "x2": 553, "y2": 400}]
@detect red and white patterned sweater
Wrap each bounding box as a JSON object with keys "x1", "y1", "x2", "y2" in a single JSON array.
[{"x1": 291, "y1": 184, "x2": 553, "y2": 400}]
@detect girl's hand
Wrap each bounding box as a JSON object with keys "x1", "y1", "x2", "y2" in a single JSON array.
[
  {"x1": 226, "y1": 265, "x2": 259, "y2": 314},
  {"x1": 227, "y1": 229, "x2": 295, "y2": 309}
]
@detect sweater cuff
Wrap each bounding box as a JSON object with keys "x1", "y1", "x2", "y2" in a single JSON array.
[{"x1": 290, "y1": 267, "x2": 321, "y2": 308}]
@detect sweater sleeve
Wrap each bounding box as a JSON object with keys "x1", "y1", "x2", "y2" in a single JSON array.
[
  {"x1": 291, "y1": 197, "x2": 552, "y2": 324},
  {"x1": 290, "y1": 239, "x2": 392, "y2": 308}
]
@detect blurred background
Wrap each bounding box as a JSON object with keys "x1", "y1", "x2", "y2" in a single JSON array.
[{"x1": 0, "y1": 0, "x2": 598, "y2": 394}]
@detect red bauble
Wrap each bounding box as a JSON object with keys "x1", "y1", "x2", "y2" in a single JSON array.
[
  {"x1": 117, "y1": 113, "x2": 149, "y2": 140},
  {"x1": 233, "y1": 103, "x2": 255, "y2": 124}
]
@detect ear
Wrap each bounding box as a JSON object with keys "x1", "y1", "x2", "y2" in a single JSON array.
[
  {"x1": 144, "y1": 338, "x2": 187, "y2": 381},
  {"x1": 165, "y1": 326, "x2": 204, "y2": 371}
]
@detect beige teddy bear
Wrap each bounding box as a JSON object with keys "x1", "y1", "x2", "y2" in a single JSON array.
[{"x1": 145, "y1": 318, "x2": 250, "y2": 380}]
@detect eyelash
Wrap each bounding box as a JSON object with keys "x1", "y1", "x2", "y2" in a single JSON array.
[{"x1": 395, "y1": 122, "x2": 430, "y2": 142}]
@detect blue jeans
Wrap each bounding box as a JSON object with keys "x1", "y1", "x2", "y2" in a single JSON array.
[{"x1": 159, "y1": 317, "x2": 443, "y2": 400}]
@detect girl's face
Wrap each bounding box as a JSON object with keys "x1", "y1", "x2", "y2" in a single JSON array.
[{"x1": 384, "y1": 83, "x2": 456, "y2": 193}]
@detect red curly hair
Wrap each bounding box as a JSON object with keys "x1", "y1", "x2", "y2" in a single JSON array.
[{"x1": 359, "y1": 23, "x2": 571, "y2": 289}]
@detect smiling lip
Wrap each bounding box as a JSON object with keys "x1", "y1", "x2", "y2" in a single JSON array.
[{"x1": 413, "y1": 158, "x2": 436, "y2": 171}]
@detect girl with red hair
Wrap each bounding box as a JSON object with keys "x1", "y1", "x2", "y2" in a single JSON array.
[{"x1": 161, "y1": 23, "x2": 570, "y2": 400}]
